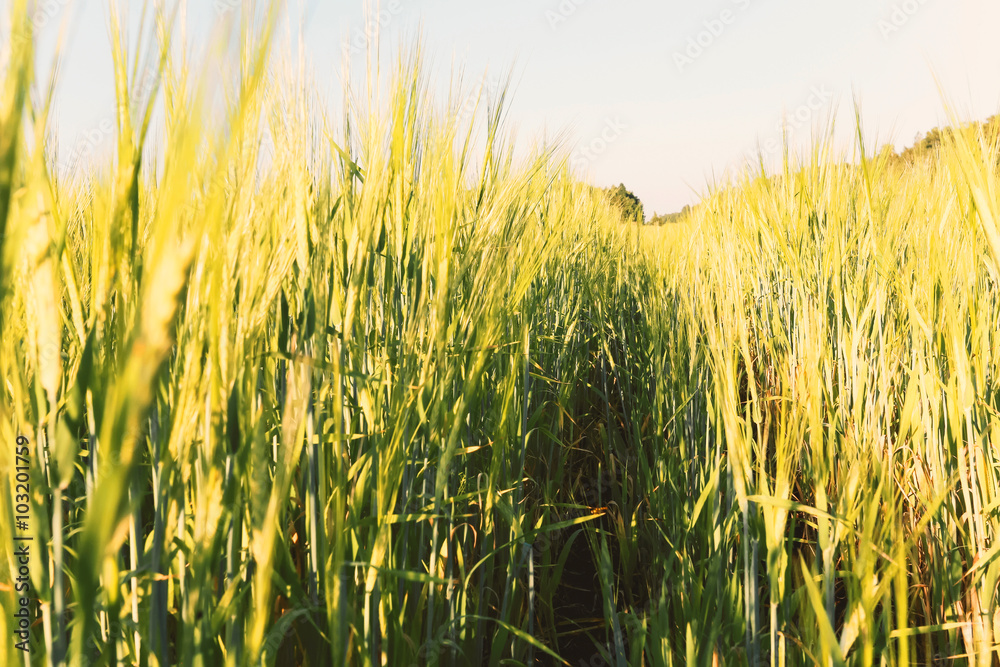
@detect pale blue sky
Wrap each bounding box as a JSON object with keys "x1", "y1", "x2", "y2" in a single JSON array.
[{"x1": 9, "y1": 0, "x2": 1000, "y2": 216}]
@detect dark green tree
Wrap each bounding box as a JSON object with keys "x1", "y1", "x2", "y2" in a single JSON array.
[{"x1": 604, "y1": 183, "x2": 644, "y2": 223}]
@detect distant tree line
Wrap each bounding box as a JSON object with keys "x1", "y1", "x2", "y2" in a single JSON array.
[
  {"x1": 593, "y1": 115, "x2": 1000, "y2": 228},
  {"x1": 888, "y1": 114, "x2": 1000, "y2": 164},
  {"x1": 649, "y1": 206, "x2": 691, "y2": 225},
  {"x1": 594, "y1": 182, "x2": 693, "y2": 226}
]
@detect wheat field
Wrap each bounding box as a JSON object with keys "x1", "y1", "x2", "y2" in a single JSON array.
[{"x1": 1, "y1": 2, "x2": 998, "y2": 665}]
